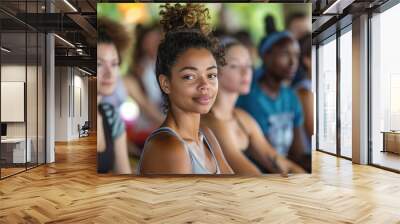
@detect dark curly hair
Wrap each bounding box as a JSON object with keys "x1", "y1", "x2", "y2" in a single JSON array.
[{"x1": 156, "y1": 3, "x2": 225, "y2": 113}]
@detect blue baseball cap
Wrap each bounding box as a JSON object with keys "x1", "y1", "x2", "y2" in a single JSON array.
[{"x1": 258, "y1": 31, "x2": 293, "y2": 57}]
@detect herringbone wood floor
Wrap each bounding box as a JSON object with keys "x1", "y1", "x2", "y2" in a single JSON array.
[{"x1": 0, "y1": 135, "x2": 400, "y2": 223}]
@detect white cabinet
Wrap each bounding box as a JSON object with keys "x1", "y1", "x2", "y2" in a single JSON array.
[{"x1": 1, "y1": 138, "x2": 32, "y2": 163}]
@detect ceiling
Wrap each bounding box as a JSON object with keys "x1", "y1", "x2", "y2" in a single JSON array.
[
  {"x1": 0, "y1": 0, "x2": 96, "y2": 74},
  {"x1": 1, "y1": 0, "x2": 396, "y2": 73},
  {"x1": 311, "y1": 0, "x2": 390, "y2": 43}
]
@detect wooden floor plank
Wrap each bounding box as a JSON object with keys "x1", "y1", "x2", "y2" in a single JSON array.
[{"x1": 0, "y1": 134, "x2": 399, "y2": 223}]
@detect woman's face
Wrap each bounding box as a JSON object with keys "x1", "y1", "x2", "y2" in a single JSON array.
[
  {"x1": 143, "y1": 29, "x2": 161, "y2": 59},
  {"x1": 289, "y1": 17, "x2": 310, "y2": 40},
  {"x1": 159, "y1": 48, "x2": 218, "y2": 114},
  {"x1": 265, "y1": 39, "x2": 300, "y2": 81},
  {"x1": 219, "y1": 44, "x2": 252, "y2": 95},
  {"x1": 97, "y1": 43, "x2": 119, "y2": 96}
]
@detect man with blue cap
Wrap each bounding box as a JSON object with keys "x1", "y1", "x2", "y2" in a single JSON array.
[{"x1": 236, "y1": 31, "x2": 308, "y2": 171}]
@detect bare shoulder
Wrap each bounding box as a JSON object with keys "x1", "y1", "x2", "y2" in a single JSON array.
[
  {"x1": 297, "y1": 88, "x2": 313, "y2": 98},
  {"x1": 234, "y1": 108, "x2": 265, "y2": 138},
  {"x1": 140, "y1": 131, "x2": 191, "y2": 174},
  {"x1": 145, "y1": 131, "x2": 183, "y2": 150},
  {"x1": 234, "y1": 108, "x2": 257, "y2": 127}
]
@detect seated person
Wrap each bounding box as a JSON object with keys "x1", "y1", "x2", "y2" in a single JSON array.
[
  {"x1": 202, "y1": 37, "x2": 304, "y2": 175},
  {"x1": 124, "y1": 24, "x2": 165, "y2": 149},
  {"x1": 97, "y1": 17, "x2": 132, "y2": 174},
  {"x1": 137, "y1": 3, "x2": 233, "y2": 175},
  {"x1": 236, "y1": 31, "x2": 309, "y2": 171},
  {"x1": 291, "y1": 33, "x2": 313, "y2": 172}
]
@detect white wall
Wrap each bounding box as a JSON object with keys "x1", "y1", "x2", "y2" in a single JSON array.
[
  {"x1": 1, "y1": 65, "x2": 38, "y2": 138},
  {"x1": 54, "y1": 66, "x2": 69, "y2": 141},
  {"x1": 1, "y1": 65, "x2": 26, "y2": 138},
  {"x1": 1, "y1": 64, "x2": 46, "y2": 164},
  {"x1": 54, "y1": 67, "x2": 89, "y2": 141}
]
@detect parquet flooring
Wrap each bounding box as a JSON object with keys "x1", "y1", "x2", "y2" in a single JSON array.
[
  {"x1": 372, "y1": 150, "x2": 400, "y2": 171},
  {"x1": 0, "y1": 134, "x2": 400, "y2": 223},
  {"x1": 1, "y1": 167, "x2": 26, "y2": 178}
]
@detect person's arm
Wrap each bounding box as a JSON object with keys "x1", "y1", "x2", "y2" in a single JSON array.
[
  {"x1": 113, "y1": 131, "x2": 132, "y2": 174},
  {"x1": 288, "y1": 90, "x2": 307, "y2": 164},
  {"x1": 139, "y1": 133, "x2": 192, "y2": 174},
  {"x1": 202, "y1": 119, "x2": 260, "y2": 175},
  {"x1": 123, "y1": 76, "x2": 164, "y2": 125},
  {"x1": 201, "y1": 127, "x2": 234, "y2": 175},
  {"x1": 297, "y1": 89, "x2": 314, "y2": 137},
  {"x1": 238, "y1": 109, "x2": 304, "y2": 175},
  {"x1": 97, "y1": 113, "x2": 105, "y2": 153},
  {"x1": 288, "y1": 126, "x2": 307, "y2": 163}
]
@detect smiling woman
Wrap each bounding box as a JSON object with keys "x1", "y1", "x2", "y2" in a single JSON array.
[{"x1": 137, "y1": 3, "x2": 233, "y2": 175}]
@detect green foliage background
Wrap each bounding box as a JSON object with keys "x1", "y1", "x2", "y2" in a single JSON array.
[{"x1": 97, "y1": 3, "x2": 308, "y2": 75}]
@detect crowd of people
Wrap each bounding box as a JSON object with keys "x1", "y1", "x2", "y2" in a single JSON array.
[{"x1": 97, "y1": 3, "x2": 312, "y2": 175}]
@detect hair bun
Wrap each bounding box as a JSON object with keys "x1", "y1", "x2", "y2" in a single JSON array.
[{"x1": 159, "y1": 3, "x2": 211, "y2": 36}]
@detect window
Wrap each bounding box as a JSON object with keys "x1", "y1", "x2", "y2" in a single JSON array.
[
  {"x1": 371, "y1": 2, "x2": 400, "y2": 171},
  {"x1": 339, "y1": 28, "x2": 352, "y2": 158},
  {"x1": 0, "y1": 1, "x2": 47, "y2": 179},
  {"x1": 317, "y1": 36, "x2": 337, "y2": 154}
]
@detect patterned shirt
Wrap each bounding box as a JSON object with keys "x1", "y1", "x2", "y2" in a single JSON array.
[
  {"x1": 99, "y1": 103, "x2": 125, "y2": 140},
  {"x1": 236, "y1": 81, "x2": 304, "y2": 156}
]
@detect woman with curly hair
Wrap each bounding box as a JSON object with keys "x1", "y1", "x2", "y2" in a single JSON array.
[{"x1": 138, "y1": 3, "x2": 233, "y2": 175}]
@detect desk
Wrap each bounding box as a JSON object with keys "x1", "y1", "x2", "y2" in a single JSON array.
[
  {"x1": 381, "y1": 131, "x2": 400, "y2": 154},
  {"x1": 1, "y1": 138, "x2": 31, "y2": 163}
]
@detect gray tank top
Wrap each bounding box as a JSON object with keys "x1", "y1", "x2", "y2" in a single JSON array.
[{"x1": 138, "y1": 127, "x2": 221, "y2": 174}]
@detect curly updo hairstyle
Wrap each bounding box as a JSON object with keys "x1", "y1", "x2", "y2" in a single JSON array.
[{"x1": 156, "y1": 3, "x2": 225, "y2": 113}]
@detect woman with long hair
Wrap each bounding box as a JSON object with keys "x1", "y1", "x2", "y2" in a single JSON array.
[
  {"x1": 97, "y1": 17, "x2": 132, "y2": 174},
  {"x1": 202, "y1": 37, "x2": 304, "y2": 175}
]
